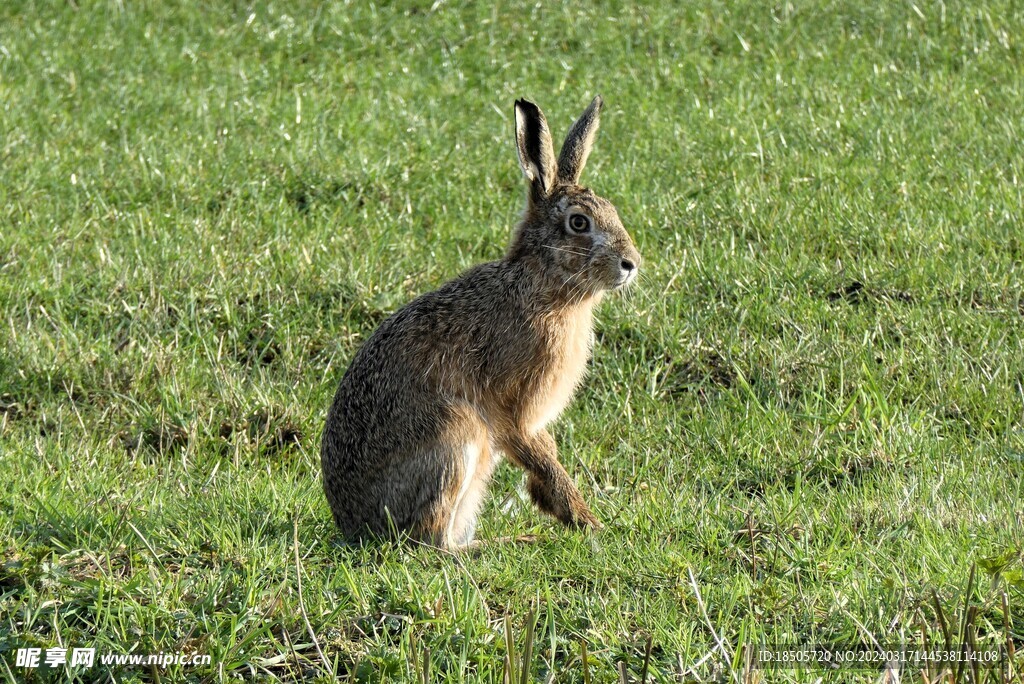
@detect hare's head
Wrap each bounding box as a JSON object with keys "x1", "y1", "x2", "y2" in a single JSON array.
[{"x1": 508, "y1": 96, "x2": 641, "y2": 299}]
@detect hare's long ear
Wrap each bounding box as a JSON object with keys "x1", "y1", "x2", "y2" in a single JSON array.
[
  {"x1": 514, "y1": 99, "x2": 557, "y2": 201},
  {"x1": 557, "y1": 95, "x2": 602, "y2": 185}
]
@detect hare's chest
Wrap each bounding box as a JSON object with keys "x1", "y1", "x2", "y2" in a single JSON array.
[{"x1": 526, "y1": 309, "x2": 595, "y2": 431}]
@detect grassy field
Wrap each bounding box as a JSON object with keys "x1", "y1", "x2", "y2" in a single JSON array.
[{"x1": 2, "y1": 1, "x2": 1023, "y2": 682}]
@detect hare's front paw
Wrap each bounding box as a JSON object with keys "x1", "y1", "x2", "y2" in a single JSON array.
[
  {"x1": 527, "y1": 473, "x2": 602, "y2": 531},
  {"x1": 571, "y1": 504, "x2": 603, "y2": 531}
]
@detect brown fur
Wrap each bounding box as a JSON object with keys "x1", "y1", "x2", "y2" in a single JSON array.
[{"x1": 320, "y1": 96, "x2": 641, "y2": 548}]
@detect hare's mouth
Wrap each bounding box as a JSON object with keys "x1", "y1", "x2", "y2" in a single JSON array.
[{"x1": 613, "y1": 270, "x2": 637, "y2": 289}]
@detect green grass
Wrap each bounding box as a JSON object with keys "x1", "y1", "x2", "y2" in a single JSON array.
[{"x1": 2, "y1": 1, "x2": 1023, "y2": 682}]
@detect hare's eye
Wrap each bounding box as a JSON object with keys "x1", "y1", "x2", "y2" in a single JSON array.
[{"x1": 567, "y1": 213, "x2": 591, "y2": 234}]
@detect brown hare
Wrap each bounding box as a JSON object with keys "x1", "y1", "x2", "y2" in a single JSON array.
[{"x1": 321, "y1": 96, "x2": 641, "y2": 548}]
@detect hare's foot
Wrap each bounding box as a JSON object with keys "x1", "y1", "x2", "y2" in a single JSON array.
[
  {"x1": 458, "y1": 534, "x2": 541, "y2": 555},
  {"x1": 486, "y1": 534, "x2": 541, "y2": 545},
  {"x1": 526, "y1": 471, "x2": 601, "y2": 530},
  {"x1": 502, "y1": 429, "x2": 602, "y2": 531}
]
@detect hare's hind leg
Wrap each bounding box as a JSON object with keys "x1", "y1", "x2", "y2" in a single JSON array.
[
  {"x1": 444, "y1": 439, "x2": 496, "y2": 548},
  {"x1": 408, "y1": 413, "x2": 493, "y2": 549}
]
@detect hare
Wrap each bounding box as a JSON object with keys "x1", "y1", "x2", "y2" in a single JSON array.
[{"x1": 320, "y1": 96, "x2": 640, "y2": 548}]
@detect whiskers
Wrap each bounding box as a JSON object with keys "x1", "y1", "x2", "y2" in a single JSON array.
[
  {"x1": 560, "y1": 263, "x2": 592, "y2": 304},
  {"x1": 544, "y1": 244, "x2": 654, "y2": 307},
  {"x1": 544, "y1": 244, "x2": 590, "y2": 258},
  {"x1": 616, "y1": 269, "x2": 655, "y2": 309}
]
